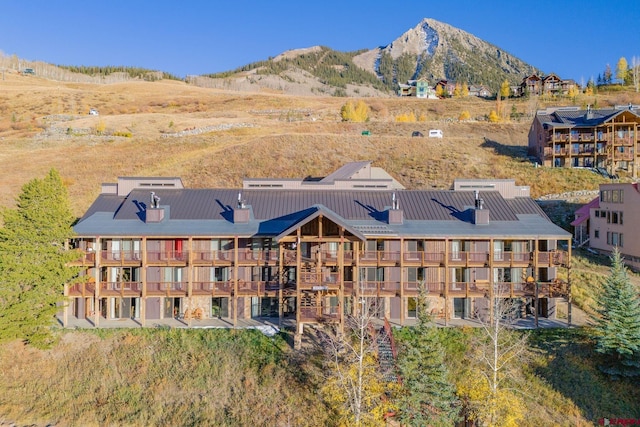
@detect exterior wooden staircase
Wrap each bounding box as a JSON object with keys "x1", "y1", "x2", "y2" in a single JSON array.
[{"x1": 376, "y1": 318, "x2": 399, "y2": 382}]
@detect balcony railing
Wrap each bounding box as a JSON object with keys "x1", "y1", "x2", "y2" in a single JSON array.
[
  {"x1": 99, "y1": 281, "x2": 142, "y2": 296},
  {"x1": 145, "y1": 250, "x2": 188, "y2": 263},
  {"x1": 236, "y1": 280, "x2": 281, "y2": 294},
  {"x1": 403, "y1": 252, "x2": 445, "y2": 265},
  {"x1": 191, "y1": 250, "x2": 233, "y2": 263},
  {"x1": 404, "y1": 281, "x2": 445, "y2": 295},
  {"x1": 299, "y1": 306, "x2": 340, "y2": 323},
  {"x1": 68, "y1": 281, "x2": 97, "y2": 296},
  {"x1": 100, "y1": 250, "x2": 142, "y2": 263},
  {"x1": 299, "y1": 271, "x2": 341, "y2": 289},
  {"x1": 191, "y1": 281, "x2": 233, "y2": 295},
  {"x1": 236, "y1": 249, "x2": 279, "y2": 263},
  {"x1": 145, "y1": 281, "x2": 188, "y2": 296}
]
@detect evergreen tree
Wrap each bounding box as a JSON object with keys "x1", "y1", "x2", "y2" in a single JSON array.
[
  {"x1": 593, "y1": 248, "x2": 640, "y2": 377},
  {"x1": 396, "y1": 287, "x2": 460, "y2": 426},
  {"x1": 0, "y1": 169, "x2": 79, "y2": 348}
]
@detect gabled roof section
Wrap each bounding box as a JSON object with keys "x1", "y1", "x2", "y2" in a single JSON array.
[
  {"x1": 536, "y1": 106, "x2": 640, "y2": 129},
  {"x1": 571, "y1": 197, "x2": 599, "y2": 227},
  {"x1": 274, "y1": 205, "x2": 366, "y2": 242}
]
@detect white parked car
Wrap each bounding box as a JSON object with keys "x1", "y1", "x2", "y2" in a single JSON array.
[
  {"x1": 428, "y1": 129, "x2": 443, "y2": 138},
  {"x1": 89, "y1": 108, "x2": 99, "y2": 116}
]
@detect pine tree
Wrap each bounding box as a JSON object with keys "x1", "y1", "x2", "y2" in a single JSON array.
[
  {"x1": 593, "y1": 248, "x2": 640, "y2": 377},
  {"x1": 0, "y1": 169, "x2": 79, "y2": 348},
  {"x1": 396, "y1": 287, "x2": 460, "y2": 426}
]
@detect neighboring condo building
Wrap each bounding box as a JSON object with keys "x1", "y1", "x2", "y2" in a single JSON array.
[
  {"x1": 578, "y1": 182, "x2": 640, "y2": 271},
  {"x1": 528, "y1": 105, "x2": 640, "y2": 177},
  {"x1": 66, "y1": 162, "x2": 572, "y2": 339}
]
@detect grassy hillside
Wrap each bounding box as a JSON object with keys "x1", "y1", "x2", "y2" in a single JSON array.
[
  {"x1": 0, "y1": 327, "x2": 638, "y2": 426},
  {"x1": 3, "y1": 72, "x2": 639, "y2": 217}
]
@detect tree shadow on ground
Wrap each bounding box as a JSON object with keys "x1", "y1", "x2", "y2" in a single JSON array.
[{"x1": 481, "y1": 137, "x2": 530, "y2": 162}]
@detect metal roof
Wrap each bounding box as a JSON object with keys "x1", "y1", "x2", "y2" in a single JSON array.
[
  {"x1": 74, "y1": 188, "x2": 570, "y2": 239},
  {"x1": 538, "y1": 108, "x2": 640, "y2": 129}
]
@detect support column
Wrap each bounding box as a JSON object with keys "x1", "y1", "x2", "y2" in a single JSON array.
[
  {"x1": 233, "y1": 236, "x2": 239, "y2": 328},
  {"x1": 140, "y1": 237, "x2": 147, "y2": 327},
  {"x1": 294, "y1": 230, "x2": 302, "y2": 348},
  {"x1": 94, "y1": 237, "x2": 101, "y2": 327}
]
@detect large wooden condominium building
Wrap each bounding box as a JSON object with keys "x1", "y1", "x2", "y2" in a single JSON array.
[
  {"x1": 528, "y1": 105, "x2": 640, "y2": 177},
  {"x1": 66, "y1": 162, "x2": 572, "y2": 337}
]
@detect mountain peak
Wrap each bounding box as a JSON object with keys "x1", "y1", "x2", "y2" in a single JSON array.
[{"x1": 354, "y1": 18, "x2": 540, "y2": 90}]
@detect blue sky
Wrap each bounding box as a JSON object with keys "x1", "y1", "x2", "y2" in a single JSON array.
[{"x1": 1, "y1": 1, "x2": 638, "y2": 84}]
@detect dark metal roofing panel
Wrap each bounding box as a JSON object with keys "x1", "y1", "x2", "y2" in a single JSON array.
[{"x1": 74, "y1": 187, "x2": 565, "y2": 238}]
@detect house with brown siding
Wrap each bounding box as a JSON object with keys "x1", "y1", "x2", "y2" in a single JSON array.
[
  {"x1": 66, "y1": 163, "x2": 572, "y2": 341},
  {"x1": 528, "y1": 105, "x2": 640, "y2": 176}
]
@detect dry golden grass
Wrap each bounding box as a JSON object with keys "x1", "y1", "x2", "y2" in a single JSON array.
[{"x1": 2, "y1": 71, "x2": 638, "y2": 217}]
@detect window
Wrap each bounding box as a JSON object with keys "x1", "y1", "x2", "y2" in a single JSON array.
[
  {"x1": 607, "y1": 232, "x2": 623, "y2": 247},
  {"x1": 594, "y1": 229, "x2": 600, "y2": 239}
]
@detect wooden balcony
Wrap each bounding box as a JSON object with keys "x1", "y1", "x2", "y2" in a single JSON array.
[
  {"x1": 403, "y1": 252, "x2": 445, "y2": 266},
  {"x1": 191, "y1": 250, "x2": 233, "y2": 265},
  {"x1": 298, "y1": 272, "x2": 341, "y2": 291},
  {"x1": 69, "y1": 250, "x2": 96, "y2": 266},
  {"x1": 236, "y1": 280, "x2": 281, "y2": 296},
  {"x1": 145, "y1": 250, "x2": 188, "y2": 266},
  {"x1": 491, "y1": 252, "x2": 532, "y2": 267},
  {"x1": 537, "y1": 250, "x2": 569, "y2": 267},
  {"x1": 236, "y1": 249, "x2": 279, "y2": 265},
  {"x1": 68, "y1": 281, "x2": 97, "y2": 297},
  {"x1": 191, "y1": 281, "x2": 233, "y2": 296},
  {"x1": 448, "y1": 252, "x2": 489, "y2": 267},
  {"x1": 360, "y1": 251, "x2": 401, "y2": 266},
  {"x1": 145, "y1": 281, "x2": 188, "y2": 297},
  {"x1": 299, "y1": 306, "x2": 340, "y2": 323},
  {"x1": 357, "y1": 281, "x2": 401, "y2": 296},
  {"x1": 99, "y1": 250, "x2": 142, "y2": 266},
  {"x1": 404, "y1": 281, "x2": 445, "y2": 296},
  {"x1": 99, "y1": 281, "x2": 142, "y2": 297}
]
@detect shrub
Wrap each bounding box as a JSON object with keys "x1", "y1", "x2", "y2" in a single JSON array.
[
  {"x1": 459, "y1": 110, "x2": 471, "y2": 121},
  {"x1": 488, "y1": 110, "x2": 500, "y2": 123}
]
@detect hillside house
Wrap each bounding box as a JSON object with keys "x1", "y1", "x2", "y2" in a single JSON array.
[
  {"x1": 66, "y1": 163, "x2": 572, "y2": 341},
  {"x1": 468, "y1": 84, "x2": 492, "y2": 98},
  {"x1": 520, "y1": 74, "x2": 542, "y2": 96},
  {"x1": 398, "y1": 79, "x2": 437, "y2": 99},
  {"x1": 575, "y1": 182, "x2": 640, "y2": 271},
  {"x1": 528, "y1": 105, "x2": 640, "y2": 176},
  {"x1": 519, "y1": 73, "x2": 579, "y2": 97}
]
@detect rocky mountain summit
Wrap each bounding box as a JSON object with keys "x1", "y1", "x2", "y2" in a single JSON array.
[{"x1": 354, "y1": 18, "x2": 540, "y2": 88}]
